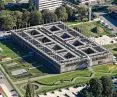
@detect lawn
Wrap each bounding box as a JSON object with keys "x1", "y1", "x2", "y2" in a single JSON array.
[
  {"x1": 38, "y1": 69, "x2": 91, "y2": 85},
  {"x1": 104, "y1": 44, "x2": 117, "y2": 56},
  {"x1": 67, "y1": 21, "x2": 112, "y2": 37},
  {"x1": 93, "y1": 65, "x2": 117, "y2": 77},
  {"x1": 17, "y1": 70, "x2": 91, "y2": 94},
  {"x1": 15, "y1": 64, "x2": 117, "y2": 95}
]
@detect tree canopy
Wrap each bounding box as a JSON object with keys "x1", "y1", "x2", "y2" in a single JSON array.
[
  {"x1": 55, "y1": 6, "x2": 68, "y2": 21},
  {"x1": 80, "y1": 76, "x2": 116, "y2": 97}
]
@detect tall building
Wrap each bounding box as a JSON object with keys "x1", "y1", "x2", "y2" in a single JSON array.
[{"x1": 35, "y1": 0, "x2": 63, "y2": 11}]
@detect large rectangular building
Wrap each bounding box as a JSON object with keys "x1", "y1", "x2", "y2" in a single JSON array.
[{"x1": 11, "y1": 22, "x2": 113, "y2": 73}]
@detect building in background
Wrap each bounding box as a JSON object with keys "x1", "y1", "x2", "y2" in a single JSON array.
[
  {"x1": 79, "y1": 0, "x2": 105, "y2": 5},
  {"x1": 35, "y1": 0, "x2": 63, "y2": 11}
]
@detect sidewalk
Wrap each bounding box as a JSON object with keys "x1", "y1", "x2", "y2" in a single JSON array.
[{"x1": 0, "y1": 84, "x2": 12, "y2": 97}]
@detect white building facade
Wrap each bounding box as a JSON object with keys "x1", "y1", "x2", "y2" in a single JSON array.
[{"x1": 35, "y1": 0, "x2": 63, "y2": 11}]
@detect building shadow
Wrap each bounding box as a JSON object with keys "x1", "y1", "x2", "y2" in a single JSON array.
[{"x1": 0, "y1": 38, "x2": 56, "y2": 74}]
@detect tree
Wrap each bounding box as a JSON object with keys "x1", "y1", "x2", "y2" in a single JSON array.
[
  {"x1": 30, "y1": 11, "x2": 42, "y2": 26},
  {"x1": 1, "y1": 15, "x2": 16, "y2": 30},
  {"x1": 65, "y1": 5, "x2": 74, "y2": 21},
  {"x1": 22, "y1": 10, "x2": 30, "y2": 27},
  {"x1": 41, "y1": 9, "x2": 49, "y2": 23},
  {"x1": 0, "y1": 10, "x2": 16, "y2": 30},
  {"x1": 101, "y1": 76, "x2": 113, "y2": 97},
  {"x1": 80, "y1": 88, "x2": 94, "y2": 97},
  {"x1": 0, "y1": 0, "x2": 4, "y2": 10},
  {"x1": 89, "y1": 78, "x2": 103, "y2": 97},
  {"x1": 75, "y1": 5, "x2": 88, "y2": 21},
  {"x1": 25, "y1": 80, "x2": 34, "y2": 97},
  {"x1": 45, "y1": 12, "x2": 57, "y2": 23},
  {"x1": 42, "y1": 9, "x2": 57, "y2": 23},
  {"x1": 55, "y1": 6, "x2": 68, "y2": 21},
  {"x1": 12, "y1": 11, "x2": 23, "y2": 29}
]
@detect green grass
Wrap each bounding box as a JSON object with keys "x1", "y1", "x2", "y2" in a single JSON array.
[
  {"x1": 104, "y1": 44, "x2": 117, "y2": 56},
  {"x1": 38, "y1": 69, "x2": 91, "y2": 85},
  {"x1": 67, "y1": 21, "x2": 112, "y2": 37},
  {"x1": 93, "y1": 65, "x2": 109, "y2": 73},
  {"x1": 15, "y1": 64, "x2": 117, "y2": 95}
]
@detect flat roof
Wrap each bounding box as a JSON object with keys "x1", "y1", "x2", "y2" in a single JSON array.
[{"x1": 11, "y1": 21, "x2": 109, "y2": 66}]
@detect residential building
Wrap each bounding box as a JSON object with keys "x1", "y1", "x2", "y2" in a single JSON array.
[{"x1": 35, "y1": 0, "x2": 63, "y2": 11}]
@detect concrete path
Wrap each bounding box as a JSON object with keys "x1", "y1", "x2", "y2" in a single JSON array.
[{"x1": 0, "y1": 84, "x2": 12, "y2": 97}]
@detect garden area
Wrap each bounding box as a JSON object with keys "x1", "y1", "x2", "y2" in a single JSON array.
[
  {"x1": 67, "y1": 21, "x2": 112, "y2": 37},
  {"x1": 15, "y1": 64, "x2": 117, "y2": 95}
]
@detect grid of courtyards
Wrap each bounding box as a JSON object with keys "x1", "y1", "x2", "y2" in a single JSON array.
[{"x1": 0, "y1": 34, "x2": 117, "y2": 96}]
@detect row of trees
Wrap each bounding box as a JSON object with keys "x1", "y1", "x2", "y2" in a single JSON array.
[
  {"x1": 0, "y1": 5, "x2": 88, "y2": 30},
  {"x1": 80, "y1": 76, "x2": 117, "y2": 97},
  {"x1": 0, "y1": 10, "x2": 41, "y2": 30}
]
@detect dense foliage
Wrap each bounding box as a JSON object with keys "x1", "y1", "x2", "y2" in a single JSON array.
[
  {"x1": 0, "y1": 4, "x2": 89, "y2": 30},
  {"x1": 80, "y1": 76, "x2": 117, "y2": 97}
]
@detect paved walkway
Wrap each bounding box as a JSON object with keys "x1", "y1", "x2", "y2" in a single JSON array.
[
  {"x1": 90, "y1": 35, "x2": 117, "y2": 45},
  {"x1": 0, "y1": 84, "x2": 12, "y2": 97},
  {"x1": 0, "y1": 65, "x2": 22, "y2": 97},
  {"x1": 38, "y1": 86, "x2": 86, "y2": 97}
]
